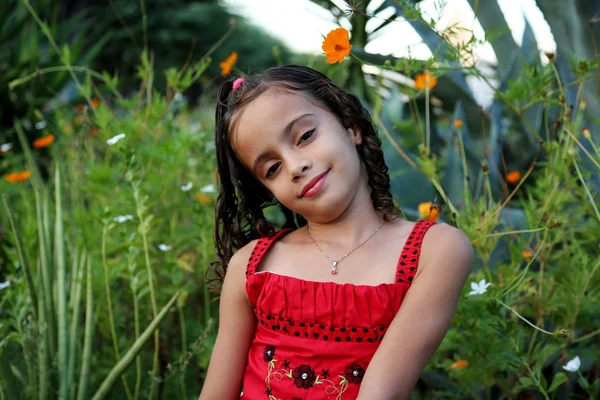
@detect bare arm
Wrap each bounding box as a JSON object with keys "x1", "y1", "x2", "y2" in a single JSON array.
[
  {"x1": 198, "y1": 241, "x2": 258, "y2": 400},
  {"x1": 357, "y1": 223, "x2": 474, "y2": 400}
]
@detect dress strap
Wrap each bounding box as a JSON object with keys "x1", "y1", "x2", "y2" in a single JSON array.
[
  {"x1": 395, "y1": 220, "x2": 436, "y2": 287},
  {"x1": 246, "y1": 228, "x2": 294, "y2": 276}
]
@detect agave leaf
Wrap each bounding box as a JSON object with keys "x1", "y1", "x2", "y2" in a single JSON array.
[{"x1": 466, "y1": 0, "x2": 518, "y2": 76}]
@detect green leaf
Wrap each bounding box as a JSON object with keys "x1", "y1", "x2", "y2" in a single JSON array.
[
  {"x1": 578, "y1": 375, "x2": 590, "y2": 389},
  {"x1": 61, "y1": 44, "x2": 71, "y2": 64},
  {"x1": 548, "y1": 372, "x2": 568, "y2": 392}
]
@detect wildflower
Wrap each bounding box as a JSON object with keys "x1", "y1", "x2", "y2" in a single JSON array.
[
  {"x1": 180, "y1": 182, "x2": 193, "y2": 192},
  {"x1": 158, "y1": 244, "x2": 172, "y2": 252},
  {"x1": 35, "y1": 120, "x2": 47, "y2": 130},
  {"x1": 0, "y1": 143, "x2": 13, "y2": 153},
  {"x1": 33, "y1": 134, "x2": 55, "y2": 149},
  {"x1": 322, "y1": 27, "x2": 352, "y2": 64},
  {"x1": 74, "y1": 104, "x2": 86, "y2": 113},
  {"x1": 91, "y1": 98, "x2": 100, "y2": 108},
  {"x1": 582, "y1": 127, "x2": 591, "y2": 139},
  {"x1": 74, "y1": 115, "x2": 85, "y2": 124},
  {"x1": 414, "y1": 73, "x2": 437, "y2": 90},
  {"x1": 522, "y1": 250, "x2": 532, "y2": 260},
  {"x1": 454, "y1": 120, "x2": 463, "y2": 129},
  {"x1": 89, "y1": 127, "x2": 99, "y2": 136},
  {"x1": 418, "y1": 202, "x2": 440, "y2": 222},
  {"x1": 5, "y1": 171, "x2": 32, "y2": 183},
  {"x1": 562, "y1": 356, "x2": 581, "y2": 372},
  {"x1": 220, "y1": 52, "x2": 238, "y2": 76},
  {"x1": 468, "y1": 279, "x2": 491, "y2": 295},
  {"x1": 107, "y1": 133, "x2": 126, "y2": 145},
  {"x1": 196, "y1": 193, "x2": 212, "y2": 205},
  {"x1": 505, "y1": 170, "x2": 521, "y2": 184},
  {"x1": 113, "y1": 215, "x2": 134, "y2": 223},
  {"x1": 0, "y1": 281, "x2": 10, "y2": 290},
  {"x1": 451, "y1": 360, "x2": 468, "y2": 369},
  {"x1": 187, "y1": 158, "x2": 198, "y2": 167},
  {"x1": 200, "y1": 184, "x2": 215, "y2": 193}
]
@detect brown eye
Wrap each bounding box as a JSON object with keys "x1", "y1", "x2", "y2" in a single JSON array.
[
  {"x1": 299, "y1": 129, "x2": 315, "y2": 144},
  {"x1": 265, "y1": 162, "x2": 280, "y2": 178}
]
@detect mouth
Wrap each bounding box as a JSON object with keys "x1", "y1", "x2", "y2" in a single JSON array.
[{"x1": 300, "y1": 169, "x2": 330, "y2": 198}]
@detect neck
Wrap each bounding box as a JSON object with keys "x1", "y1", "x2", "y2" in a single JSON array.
[{"x1": 303, "y1": 172, "x2": 390, "y2": 247}]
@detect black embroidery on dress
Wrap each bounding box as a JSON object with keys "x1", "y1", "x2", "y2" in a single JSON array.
[
  {"x1": 321, "y1": 369, "x2": 330, "y2": 379},
  {"x1": 292, "y1": 364, "x2": 316, "y2": 389},
  {"x1": 345, "y1": 364, "x2": 365, "y2": 384},
  {"x1": 283, "y1": 359, "x2": 291, "y2": 369},
  {"x1": 263, "y1": 345, "x2": 275, "y2": 362}
]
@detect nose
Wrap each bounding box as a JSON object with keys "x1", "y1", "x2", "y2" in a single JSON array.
[{"x1": 289, "y1": 156, "x2": 311, "y2": 182}]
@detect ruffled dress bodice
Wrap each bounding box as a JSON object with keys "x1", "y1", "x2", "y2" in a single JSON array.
[{"x1": 241, "y1": 221, "x2": 435, "y2": 400}]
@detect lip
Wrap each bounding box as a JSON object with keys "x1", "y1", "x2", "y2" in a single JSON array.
[{"x1": 300, "y1": 169, "x2": 330, "y2": 198}]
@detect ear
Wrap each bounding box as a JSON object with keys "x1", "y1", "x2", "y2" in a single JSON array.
[{"x1": 347, "y1": 126, "x2": 362, "y2": 146}]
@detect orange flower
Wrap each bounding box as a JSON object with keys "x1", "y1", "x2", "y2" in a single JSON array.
[
  {"x1": 454, "y1": 120, "x2": 463, "y2": 129},
  {"x1": 89, "y1": 127, "x2": 99, "y2": 136},
  {"x1": 522, "y1": 250, "x2": 532, "y2": 260},
  {"x1": 220, "y1": 52, "x2": 238, "y2": 76},
  {"x1": 74, "y1": 115, "x2": 85, "y2": 125},
  {"x1": 451, "y1": 360, "x2": 469, "y2": 369},
  {"x1": 581, "y1": 127, "x2": 591, "y2": 139},
  {"x1": 74, "y1": 104, "x2": 86, "y2": 113},
  {"x1": 91, "y1": 98, "x2": 100, "y2": 108},
  {"x1": 418, "y1": 202, "x2": 440, "y2": 222},
  {"x1": 505, "y1": 171, "x2": 521, "y2": 184},
  {"x1": 33, "y1": 134, "x2": 55, "y2": 149},
  {"x1": 196, "y1": 193, "x2": 212, "y2": 205},
  {"x1": 5, "y1": 171, "x2": 32, "y2": 183},
  {"x1": 322, "y1": 27, "x2": 352, "y2": 64},
  {"x1": 414, "y1": 73, "x2": 437, "y2": 90}
]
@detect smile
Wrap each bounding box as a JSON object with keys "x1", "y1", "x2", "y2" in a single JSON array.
[{"x1": 301, "y1": 170, "x2": 330, "y2": 198}]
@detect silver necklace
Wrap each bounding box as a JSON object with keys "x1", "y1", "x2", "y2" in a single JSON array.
[{"x1": 307, "y1": 219, "x2": 385, "y2": 275}]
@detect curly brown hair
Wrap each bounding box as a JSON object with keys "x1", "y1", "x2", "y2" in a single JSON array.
[{"x1": 209, "y1": 64, "x2": 402, "y2": 290}]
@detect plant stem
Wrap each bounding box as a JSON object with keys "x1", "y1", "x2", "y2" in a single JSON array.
[
  {"x1": 101, "y1": 225, "x2": 133, "y2": 399},
  {"x1": 179, "y1": 307, "x2": 188, "y2": 400},
  {"x1": 91, "y1": 292, "x2": 181, "y2": 400}
]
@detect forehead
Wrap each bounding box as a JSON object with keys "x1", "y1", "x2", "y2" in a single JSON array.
[{"x1": 230, "y1": 88, "x2": 322, "y2": 167}]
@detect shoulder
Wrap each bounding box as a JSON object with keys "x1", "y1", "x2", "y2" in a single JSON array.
[
  {"x1": 419, "y1": 222, "x2": 474, "y2": 275},
  {"x1": 228, "y1": 238, "x2": 260, "y2": 274}
]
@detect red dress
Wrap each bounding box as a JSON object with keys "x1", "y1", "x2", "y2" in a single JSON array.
[{"x1": 241, "y1": 220, "x2": 435, "y2": 400}]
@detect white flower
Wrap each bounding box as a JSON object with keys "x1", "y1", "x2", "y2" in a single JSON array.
[
  {"x1": 0, "y1": 281, "x2": 10, "y2": 290},
  {"x1": 562, "y1": 356, "x2": 581, "y2": 372},
  {"x1": 107, "y1": 133, "x2": 126, "y2": 145},
  {"x1": 113, "y1": 215, "x2": 134, "y2": 223},
  {"x1": 0, "y1": 143, "x2": 13, "y2": 153},
  {"x1": 468, "y1": 279, "x2": 491, "y2": 296},
  {"x1": 180, "y1": 182, "x2": 193, "y2": 192},
  {"x1": 35, "y1": 120, "x2": 47, "y2": 130},
  {"x1": 200, "y1": 184, "x2": 215, "y2": 193},
  {"x1": 158, "y1": 244, "x2": 172, "y2": 252},
  {"x1": 174, "y1": 92, "x2": 183, "y2": 102},
  {"x1": 187, "y1": 158, "x2": 198, "y2": 167}
]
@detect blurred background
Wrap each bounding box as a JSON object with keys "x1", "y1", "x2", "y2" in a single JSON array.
[{"x1": 1, "y1": 0, "x2": 599, "y2": 399}]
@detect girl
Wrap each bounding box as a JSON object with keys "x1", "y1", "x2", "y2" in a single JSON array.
[{"x1": 199, "y1": 65, "x2": 473, "y2": 400}]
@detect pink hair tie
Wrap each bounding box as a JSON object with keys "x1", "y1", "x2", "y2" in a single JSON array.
[{"x1": 232, "y1": 77, "x2": 245, "y2": 91}]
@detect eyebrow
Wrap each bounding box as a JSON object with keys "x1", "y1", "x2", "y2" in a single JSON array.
[{"x1": 251, "y1": 113, "x2": 314, "y2": 174}]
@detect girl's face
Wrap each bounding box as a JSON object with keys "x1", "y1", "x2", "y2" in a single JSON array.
[{"x1": 230, "y1": 88, "x2": 366, "y2": 223}]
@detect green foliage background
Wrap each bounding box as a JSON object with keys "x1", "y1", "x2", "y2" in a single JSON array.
[{"x1": 0, "y1": 0, "x2": 599, "y2": 399}]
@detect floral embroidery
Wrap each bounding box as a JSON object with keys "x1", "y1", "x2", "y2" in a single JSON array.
[
  {"x1": 264, "y1": 345, "x2": 276, "y2": 362},
  {"x1": 344, "y1": 364, "x2": 365, "y2": 384},
  {"x1": 291, "y1": 364, "x2": 317, "y2": 389},
  {"x1": 321, "y1": 369, "x2": 330, "y2": 379},
  {"x1": 283, "y1": 360, "x2": 291, "y2": 369}
]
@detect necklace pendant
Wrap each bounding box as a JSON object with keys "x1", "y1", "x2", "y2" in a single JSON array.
[{"x1": 331, "y1": 261, "x2": 338, "y2": 275}]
